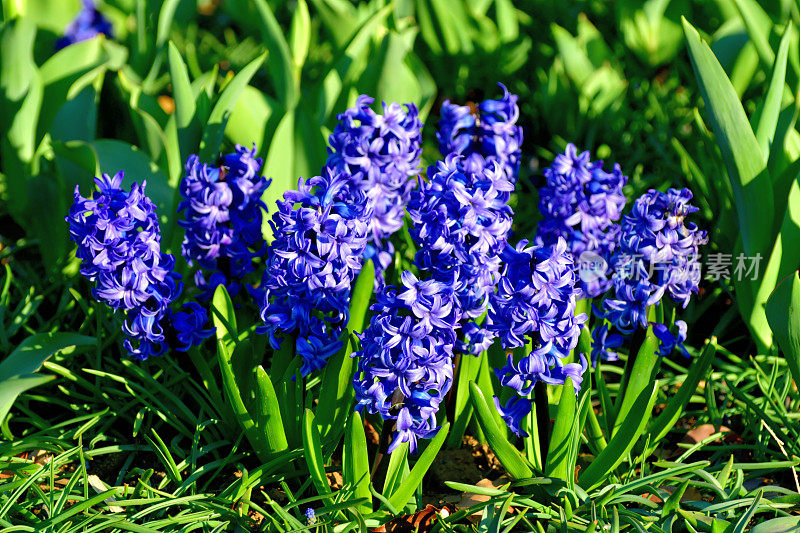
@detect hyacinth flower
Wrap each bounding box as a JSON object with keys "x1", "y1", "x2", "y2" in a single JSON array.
[
  {"x1": 258, "y1": 168, "x2": 372, "y2": 376},
  {"x1": 653, "y1": 320, "x2": 689, "y2": 358},
  {"x1": 353, "y1": 271, "x2": 459, "y2": 453},
  {"x1": 178, "y1": 144, "x2": 270, "y2": 299},
  {"x1": 437, "y1": 83, "x2": 523, "y2": 184},
  {"x1": 55, "y1": 0, "x2": 113, "y2": 50},
  {"x1": 488, "y1": 237, "x2": 587, "y2": 436},
  {"x1": 602, "y1": 188, "x2": 708, "y2": 333},
  {"x1": 536, "y1": 144, "x2": 628, "y2": 298},
  {"x1": 67, "y1": 172, "x2": 213, "y2": 359},
  {"x1": 408, "y1": 154, "x2": 514, "y2": 356},
  {"x1": 326, "y1": 95, "x2": 423, "y2": 285}
]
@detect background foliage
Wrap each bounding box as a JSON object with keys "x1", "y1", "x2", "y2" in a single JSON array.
[{"x1": 1, "y1": 0, "x2": 800, "y2": 530}]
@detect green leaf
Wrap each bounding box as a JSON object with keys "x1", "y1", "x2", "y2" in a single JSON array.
[
  {"x1": 224, "y1": 85, "x2": 275, "y2": 151},
  {"x1": 90, "y1": 140, "x2": 172, "y2": 226},
  {"x1": 369, "y1": 31, "x2": 421, "y2": 106},
  {"x1": 649, "y1": 340, "x2": 717, "y2": 443},
  {"x1": 38, "y1": 37, "x2": 126, "y2": 143},
  {"x1": 765, "y1": 270, "x2": 800, "y2": 391},
  {"x1": 494, "y1": 0, "x2": 519, "y2": 42},
  {"x1": 252, "y1": 366, "x2": 289, "y2": 456},
  {"x1": 387, "y1": 422, "x2": 449, "y2": 511},
  {"x1": 261, "y1": 110, "x2": 296, "y2": 243},
  {"x1": 382, "y1": 441, "x2": 409, "y2": 498},
  {"x1": 729, "y1": 489, "x2": 762, "y2": 533},
  {"x1": 0, "y1": 331, "x2": 94, "y2": 423},
  {"x1": 683, "y1": 18, "x2": 776, "y2": 350},
  {"x1": 212, "y1": 285, "x2": 270, "y2": 462},
  {"x1": 253, "y1": 0, "x2": 296, "y2": 107},
  {"x1": 317, "y1": 259, "x2": 374, "y2": 445},
  {"x1": 661, "y1": 480, "x2": 689, "y2": 518},
  {"x1": 314, "y1": 4, "x2": 393, "y2": 124},
  {"x1": 289, "y1": 0, "x2": 311, "y2": 72},
  {"x1": 469, "y1": 382, "x2": 534, "y2": 480},
  {"x1": 755, "y1": 23, "x2": 792, "y2": 158},
  {"x1": 343, "y1": 411, "x2": 371, "y2": 514},
  {"x1": 732, "y1": 0, "x2": 775, "y2": 67},
  {"x1": 53, "y1": 139, "x2": 100, "y2": 191},
  {"x1": 578, "y1": 382, "x2": 658, "y2": 491},
  {"x1": 613, "y1": 324, "x2": 660, "y2": 437},
  {"x1": 446, "y1": 350, "x2": 482, "y2": 448},
  {"x1": 0, "y1": 332, "x2": 96, "y2": 381},
  {"x1": 302, "y1": 409, "x2": 331, "y2": 497},
  {"x1": 199, "y1": 52, "x2": 266, "y2": 162},
  {"x1": 156, "y1": 0, "x2": 181, "y2": 49},
  {"x1": 0, "y1": 374, "x2": 54, "y2": 425},
  {"x1": 0, "y1": 17, "x2": 36, "y2": 105},
  {"x1": 683, "y1": 18, "x2": 772, "y2": 260},
  {"x1": 292, "y1": 106, "x2": 328, "y2": 184},
  {"x1": 750, "y1": 516, "x2": 800, "y2": 533},
  {"x1": 545, "y1": 378, "x2": 576, "y2": 481},
  {"x1": 167, "y1": 41, "x2": 196, "y2": 131}
]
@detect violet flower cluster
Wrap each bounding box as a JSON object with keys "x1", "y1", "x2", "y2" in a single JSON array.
[
  {"x1": 536, "y1": 144, "x2": 628, "y2": 298},
  {"x1": 488, "y1": 238, "x2": 587, "y2": 436},
  {"x1": 354, "y1": 151, "x2": 516, "y2": 453},
  {"x1": 55, "y1": 0, "x2": 113, "y2": 50},
  {"x1": 178, "y1": 145, "x2": 270, "y2": 299},
  {"x1": 437, "y1": 83, "x2": 522, "y2": 184},
  {"x1": 408, "y1": 155, "x2": 514, "y2": 355},
  {"x1": 353, "y1": 271, "x2": 458, "y2": 453},
  {"x1": 67, "y1": 172, "x2": 213, "y2": 359},
  {"x1": 602, "y1": 188, "x2": 708, "y2": 332},
  {"x1": 257, "y1": 168, "x2": 372, "y2": 376},
  {"x1": 327, "y1": 96, "x2": 422, "y2": 284}
]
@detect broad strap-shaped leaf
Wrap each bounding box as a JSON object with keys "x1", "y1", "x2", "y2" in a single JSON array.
[
  {"x1": 469, "y1": 382, "x2": 534, "y2": 480},
  {"x1": 0, "y1": 332, "x2": 96, "y2": 381},
  {"x1": 382, "y1": 441, "x2": 409, "y2": 499},
  {"x1": 613, "y1": 323, "x2": 659, "y2": 437},
  {"x1": 578, "y1": 382, "x2": 658, "y2": 490},
  {"x1": 289, "y1": 0, "x2": 311, "y2": 72},
  {"x1": 212, "y1": 285, "x2": 266, "y2": 460},
  {"x1": 755, "y1": 23, "x2": 792, "y2": 158},
  {"x1": 253, "y1": 366, "x2": 289, "y2": 455},
  {"x1": 766, "y1": 270, "x2": 800, "y2": 390},
  {"x1": 750, "y1": 516, "x2": 800, "y2": 533},
  {"x1": 156, "y1": 0, "x2": 181, "y2": 49},
  {"x1": 0, "y1": 375, "x2": 55, "y2": 424},
  {"x1": 386, "y1": 422, "x2": 449, "y2": 511},
  {"x1": 732, "y1": 0, "x2": 776, "y2": 67},
  {"x1": 253, "y1": 0, "x2": 296, "y2": 108},
  {"x1": 302, "y1": 409, "x2": 332, "y2": 497},
  {"x1": 753, "y1": 175, "x2": 800, "y2": 363},
  {"x1": 314, "y1": 5, "x2": 393, "y2": 124},
  {"x1": 446, "y1": 350, "x2": 482, "y2": 448},
  {"x1": 545, "y1": 378, "x2": 576, "y2": 481},
  {"x1": 199, "y1": 52, "x2": 266, "y2": 162},
  {"x1": 317, "y1": 259, "x2": 375, "y2": 446},
  {"x1": 38, "y1": 37, "x2": 127, "y2": 144},
  {"x1": 343, "y1": 411, "x2": 372, "y2": 514},
  {"x1": 683, "y1": 18, "x2": 773, "y2": 261},
  {"x1": 167, "y1": 42, "x2": 196, "y2": 131},
  {"x1": 261, "y1": 110, "x2": 295, "y2": 244}
]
